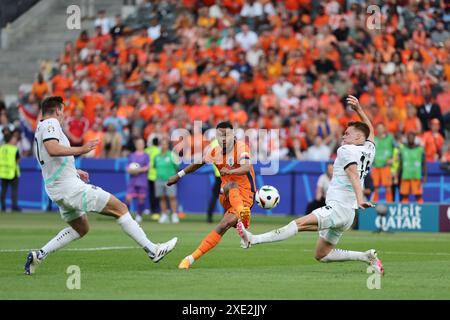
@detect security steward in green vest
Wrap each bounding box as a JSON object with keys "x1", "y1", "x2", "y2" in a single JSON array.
[
  {"x1": 398, "y1": 131, "x2": 427, "y2": 203},
  {"x1": 206, "y1": 139, "x2": 222, "y2": 223},
  {"x1": 390, "y1": 144, "x2": 400, "y2": 201},
  {"x1": 0, "y1": 133, "x2": 21, "y2": 212},
  {"x1": 144, "y1": 137, "x2": 160, "y2": 219}
]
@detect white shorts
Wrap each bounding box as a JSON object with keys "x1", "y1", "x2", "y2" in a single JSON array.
[
  {"x1": 53, "y1": 183, "x2": 111, "y2": 222},
  {"x1": 311, "y1": 201, "x2": 355, "y2": 245}
]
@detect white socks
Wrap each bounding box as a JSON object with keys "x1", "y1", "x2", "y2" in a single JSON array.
[
  {"x1": 251, "y1": 220, "x2": 298, "y2": 245},
  {"x1": 117, "y1": 212, "x2": 157, "y2": 254},
  {"x1": 246, "y1": 220, "x2": 369, "y2": 265},
  {"x1": 242, "y1": 218, "x2": 370, "y2": 265},
  {"x1": 38, "y1": 213, "x2": 157, "y2": 260},
  {"x1": 320, "y1": 249, "x2": 369, "y2": 263},
  {"x1": 39, "y1": 227, "x2": 81, "y2": 260}
]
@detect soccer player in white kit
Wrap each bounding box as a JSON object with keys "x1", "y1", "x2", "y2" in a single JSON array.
[
  {"x1": 24, "y1": 96, "x2": 177, "y2": 275},
  {"x1": 238, "y1": 95, "x2": 384, "y2": 274}
]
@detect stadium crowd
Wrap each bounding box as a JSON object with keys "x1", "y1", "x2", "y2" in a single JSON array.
[{"x1": 0, "y1": 0, "x2": 449, "y2": 165}]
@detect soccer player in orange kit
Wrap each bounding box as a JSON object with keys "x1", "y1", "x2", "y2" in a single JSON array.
[{"x1": 167, "y1": 121, "x2": 256, "y2": 269}]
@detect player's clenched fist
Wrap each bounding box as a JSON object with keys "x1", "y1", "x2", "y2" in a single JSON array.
[
  {"x1": 358, "y1": 201, "x2": 375, "y2": 209},
  {"x1": 167, "y1": 175, "x2": 180, "y2": 186}
]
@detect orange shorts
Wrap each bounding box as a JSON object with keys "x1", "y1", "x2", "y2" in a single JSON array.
[
  {"x1": 400, "y1": 179, "x2": 422, "y2": 196},
  {"x1": 220, "y1": 190, "x2": 254, "y2": 227},
  {"x1": 372, "y1": 167, "x2": 392, "y2": 187}
]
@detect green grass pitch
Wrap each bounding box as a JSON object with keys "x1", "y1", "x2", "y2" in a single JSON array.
[{"x1": 1, "y1": 212, "x2": 449, "y2": 299}]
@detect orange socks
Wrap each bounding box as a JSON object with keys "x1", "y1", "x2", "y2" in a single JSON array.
[
  {"x1": 373, "y1": 189, "x2": 393, "y2": 202},
  {"x1": 228, "y1": 188, "x2": 244, "y2": 213},
  {"x1": 192, "y1": 230, "x2": 222, "y2": 260},
  {"x1": 189, "y1": 189, "x2": 242, "y2": 262}
]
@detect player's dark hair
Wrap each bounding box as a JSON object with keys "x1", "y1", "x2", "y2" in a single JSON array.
[
  {"x1": 348, "y1": 121, "x2": 370, "y2": 139},
  {"x1": 216, "y1": 121, "x2": 233, "y2": 130},
  {"x1": 152, "y1": 137, "x2": 159, "y2": 146},
  {"x1": 40, "y1": 96, "x2": 64, "y2": 116}
]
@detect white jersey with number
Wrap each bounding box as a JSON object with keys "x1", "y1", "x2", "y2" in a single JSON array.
[
  {"x1": 326, "y1": 140, "x2": 376, "y2": 209},
  {"x1": 34, "y1": 118, "x2": 80, "y2": 200}
]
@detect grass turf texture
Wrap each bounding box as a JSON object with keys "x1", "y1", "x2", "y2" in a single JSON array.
[{"x1": 1, "y1": 212, "x2": 449, "y2": 299}]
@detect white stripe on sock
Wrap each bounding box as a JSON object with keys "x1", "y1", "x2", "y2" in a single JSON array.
[
  {"x1": 320, "y1": 249, "x2": 369, "y2": 263},
  {"x1": 117, "y1": 212, "x2": 157, "y2": 253},
  {"x1": 40, "y1": 227, "x2": 81, "y2": 259}
]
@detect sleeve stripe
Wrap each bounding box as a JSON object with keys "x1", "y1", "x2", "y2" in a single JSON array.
[
  {"x1": 240, "y1": 156, "x2": 251, "y2": 160},
  {"x1": 344, "y1": 162, "x2": 357, "y2": 170},
  {"x1": 43, "y1": 138, "x2": 59, "y2": 143}
]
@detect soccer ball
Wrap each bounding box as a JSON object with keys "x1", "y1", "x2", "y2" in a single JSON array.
[
  {"x1": 255, "y1": 185, "x2": 280, "y2": 209},
  {"x1": 129, "y1": 162, "x2": 140, "y2": 170}
]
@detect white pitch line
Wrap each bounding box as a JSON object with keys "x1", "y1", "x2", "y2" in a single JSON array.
[
  {"x1": 0, "y1": 246, "x2": 139, "y2": 253},
  {"x1": 382, "y1": 251, "x2": 450, "y2": 257}
]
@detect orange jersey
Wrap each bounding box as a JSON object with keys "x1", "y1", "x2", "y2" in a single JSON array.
[{"x1": 204, "y1": 140, "x2": 256, "y2": 198}]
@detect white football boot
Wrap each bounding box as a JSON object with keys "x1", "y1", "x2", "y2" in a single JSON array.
[
  {"x1": 150, "y1": 237, "x2": 178, "y2": 263},
  {"x1": 24, "y1": 250, "x2": 43, "y2": 275},
  {"x1": 236, "y1": 220, "x2": 252, "y2": 249}
]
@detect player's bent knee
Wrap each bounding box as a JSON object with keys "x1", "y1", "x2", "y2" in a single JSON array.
[
  {"x1": 296, "y1": 218, "x2": 308, "y2": 229},
  {"x1": 71, "y1": 221, "x2": 90, "y2": 237},
  {"x1": 78, "y1": 225, "x2": 90, "y2": 237},
  {"x1": 103, "y1": 196, "x2": 129, "y2": 218},
  {"x1": 296, "y1": 219, "x2": 304, "y2": 228},
  {"x1": 114, "y1": 201, "x2": 129, "y2": 217}
]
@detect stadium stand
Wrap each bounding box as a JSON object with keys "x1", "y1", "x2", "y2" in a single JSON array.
[{"x1": 0, "y1": 0, "x2": 449, "y2": 163}]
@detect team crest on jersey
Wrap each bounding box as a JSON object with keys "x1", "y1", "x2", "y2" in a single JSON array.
[
  {"x1": 47, "y1": 125, "x2": 55, "y2": 133},
  {"x1": 362, "y1": 151, "x2": 371, "y2": 158},
  {"x1": 227, "y1": 157, "x2": 234, "y2": 166}
]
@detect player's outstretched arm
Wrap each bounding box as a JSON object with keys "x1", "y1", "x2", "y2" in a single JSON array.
[
  {"x1": 166, "y1": 163, "x2": 204, "y2": 186},
  {"x1": 44, "y1": 139, "x2": 98, "y2": 157},
  {"x1": 345, "y1": 164, "x2": 374, "y2": 209},
  {"x1": 346, "y1": 95, "x2": 375, "y2": 142}
]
